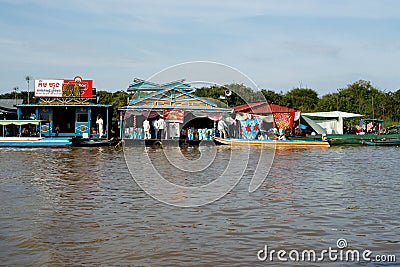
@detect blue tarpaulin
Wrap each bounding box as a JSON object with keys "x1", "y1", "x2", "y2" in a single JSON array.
[{"x1": 299, "y1": 123, "x2": 308, "y2": 130}]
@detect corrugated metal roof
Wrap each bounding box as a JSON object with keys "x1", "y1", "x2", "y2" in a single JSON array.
[
  {"x1": 234, "y1": 102, "x2": 300, "y2": 114},
  {"x1": 0, "y1": 99, "x2": 23, "y2": 113}
]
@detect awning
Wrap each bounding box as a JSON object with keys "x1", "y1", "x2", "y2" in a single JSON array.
[
  {"x1": 0, "y1": 120, "x2": 42, "y2": 126},
  {"x1": 302, "y1": 111, "x2": 363, "y2": 119}
]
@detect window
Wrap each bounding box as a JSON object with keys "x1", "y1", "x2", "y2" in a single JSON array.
[
  {"x1": 77, "y1": 113, "x2": 88, "y2": 122},
  {"x1": 40, "y1": 113, "x2": 52, "y2": 121}
]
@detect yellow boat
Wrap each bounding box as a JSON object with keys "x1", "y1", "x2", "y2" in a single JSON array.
[{"x1": 213, "y1": 137, "x2": 330, "y2": 148}]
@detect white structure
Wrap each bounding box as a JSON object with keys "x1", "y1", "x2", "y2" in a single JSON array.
[{"x1": 301, "y1": 111, "x2": 363, "y2": 134}]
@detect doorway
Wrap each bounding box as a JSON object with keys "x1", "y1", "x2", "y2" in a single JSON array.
[{"x1": 53, "y1": 107, "x2": 76, "y2": 133}]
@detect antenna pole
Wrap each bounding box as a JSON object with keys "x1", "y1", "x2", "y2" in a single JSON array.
[
  {"x1": 26, "y1": 75, "x2": 32, "y2": 105},
  {"x1": 13, "y1": 86, "x2": 19, "y2": 105}
]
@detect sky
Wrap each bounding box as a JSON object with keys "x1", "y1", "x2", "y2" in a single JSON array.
[{"x1": 1, "y1": 0, "x2": 400, "y2": 96}]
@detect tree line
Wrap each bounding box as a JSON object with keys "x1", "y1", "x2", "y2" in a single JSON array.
[
  {"x1": 194, "y1": 80, "x2": 400, "y2": 126},
  {"x1": 1, "y1": 79, "x2": 399, "y2": 126}
]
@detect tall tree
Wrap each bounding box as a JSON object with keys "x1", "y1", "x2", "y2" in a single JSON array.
[
  {"x1": 261, "y1": 89, "x2": 286, "y2": 106},
  {"x1": 284, "y1": 88, "x2": 319, "y2": 112},
  {"x1": 194, "y1": 83, "x2": 264, "y2": 107}
]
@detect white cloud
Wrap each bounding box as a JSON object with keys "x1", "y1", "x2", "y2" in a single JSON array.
[{"x1": 1, "y1": 0, "x2": 400, "y2": 94}]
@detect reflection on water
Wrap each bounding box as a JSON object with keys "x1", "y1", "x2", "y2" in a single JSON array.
[{"x1": 0, "y1": 146, "x2": 399, "y2": 266}]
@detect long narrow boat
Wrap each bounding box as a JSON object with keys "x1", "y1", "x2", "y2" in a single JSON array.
[
  {"x1": 362, "y1": 139, "x2": 400, "y2": 146},
  {"x1": 0, "y1": 137, "x2": 72, "y2": 148},
  {"x1": 213, "y1": 137, "x2": 330, "y2": 148},
  {"x1": 287, "y1": 133, "x2": 400, "y2": 145},
  {"x1": 72, "y1": 137, "x2": 119, "y2": 147},
  {"x1": 0, "y1": 120, "x2": 72, "y2": 148}
]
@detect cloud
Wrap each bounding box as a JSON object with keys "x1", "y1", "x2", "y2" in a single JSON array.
[{"x1": 1, "y1": 0, "x2": 400, "y2": 94}]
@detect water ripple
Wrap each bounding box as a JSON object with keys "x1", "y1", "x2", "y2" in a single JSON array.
[{"x1": 0, "y1": 146, "x2": 399, "y2": 266}]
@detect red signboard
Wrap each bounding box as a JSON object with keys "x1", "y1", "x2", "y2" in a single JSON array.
[{"x1": 35, "y1": 76, "x2": 93, "y2": 97}]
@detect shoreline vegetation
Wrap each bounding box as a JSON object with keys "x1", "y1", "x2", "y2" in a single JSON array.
[{"x1": 2, "y1": 79, "x2": 399, "y2": 127}]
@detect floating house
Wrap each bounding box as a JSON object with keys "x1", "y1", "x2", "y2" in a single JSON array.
[
  {"x1": 119, "y1": 78, "x2": 231, "y2": 140},
  {"x1": 16, "y1": 76, "x2": 112, "y2": 139},
  {"x1": 0, "y1": 99, "x2": 24, "y2": 137},
  {"x1": 0, "y1": 99, "x2": 23, "y2": 119}
]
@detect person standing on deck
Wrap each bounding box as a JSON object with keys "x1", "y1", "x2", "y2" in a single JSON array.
[
  {"x1": 152, "y1": 119, "x2": 159, "y2": 139},
  {"x1": 217, "y1": 119, "x2": 228, "y2": 139},
  {"x1": 143, "y1": 119, "x2": 151, "y2": 139},
  {"x1": 96, "y1": 114, "x2": 104, "y2": 137},
  {"x1": 158, "y1": 116, "x2": 166, "y2": 139}
]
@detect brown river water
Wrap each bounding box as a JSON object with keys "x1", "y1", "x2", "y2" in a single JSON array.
[{"x1": 0, "y1": 145, "x2": 399, "y2": 266}]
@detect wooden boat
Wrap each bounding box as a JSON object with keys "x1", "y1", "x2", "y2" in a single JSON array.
[
  {"x1": 122, "y1": 138, "x2": 215, "y2": 148},
  {"x1": 288, "y1": 133, "x2": 400, "y2": 145},
  {"x1": 362, "y1": 139, "x2": 400, "y2": 146},
  {"x1": 213, "y1": 137, "x2": 330, "y2": 148},
  {"x1": 0, "y1": 119, "x2": 72, "y2": 148},
  {"x1": 72, "y1": 137, "x2": 119, "y2": 147}
]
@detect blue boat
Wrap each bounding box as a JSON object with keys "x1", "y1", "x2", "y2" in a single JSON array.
[{"x1": 0, "y1": 120, "x2": 72, "y2": 148}]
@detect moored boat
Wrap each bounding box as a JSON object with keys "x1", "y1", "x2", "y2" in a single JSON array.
[
  {"x1": 362, "y1": 139, "x2": 400, "y2": 146},
  {"x1": 0, "y1": 120, "x2": 72, "y2": 148},
  {"x1": 213, "y1": 137, "x2": 330, "y2": 148},
  {"x1": 72, "y1": 137, "x2": 119, "y2": 147},
  {"x1": 0, "y1": 136, "x2": 72, "y2": 148},
  {"x1": 288, "y1": 133, "x2": 400, "y2": 145}
]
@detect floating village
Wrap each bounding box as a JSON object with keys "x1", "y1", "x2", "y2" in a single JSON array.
[{"x1": 0, "y1": 75, "x2": 399, "y2": 148}]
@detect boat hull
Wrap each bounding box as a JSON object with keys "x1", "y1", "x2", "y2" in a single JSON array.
[
  {"x1": 288, "y1": 133, "x2": 400, "y2": 145},
  {"x1": 0, "y1": 137, "x2": 72, "y2": 148},
  {"x1": 362, "y1": 139, "x2": 400, "y2": 146},
  {"x1": 72, "y1": 138, "x2": 119, "y2": 147},
  {"x1": 122, "y1": 139, "x2": 215, "y2": 148},
  {"x1": 213, "y1": 137, "x2": 330, "y2": 148}
]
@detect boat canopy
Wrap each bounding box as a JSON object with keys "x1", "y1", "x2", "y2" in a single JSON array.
[
  {"x1": 0, "y1": 120, "x2": 43, "y2": 126},
  {"x1": 301, "y1": 111, "x2": 363, "y2": 134},
  {"x1": 302, "y1": 111, "x2": 363, "y2": 119}
]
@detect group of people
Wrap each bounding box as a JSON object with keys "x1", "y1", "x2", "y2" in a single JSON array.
[
  {"x1": 143, "y1": 116, "x2": 166, "y2": 139},
  {"x1": 256, "y1": 128, "x2": 287, "y2": 141},
  {"x1": 141, "y1": 118, "x2": 229, "y2": 140},
  {"x1": 348, "y1": 120, "x2": 383, "y2": 135}
]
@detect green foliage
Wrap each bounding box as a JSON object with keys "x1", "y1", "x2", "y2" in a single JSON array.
[
  {"x1": 284, "y1": 88, "x2": 319, "y2": 112},
  {"x1": 261, "y1": 89, "x2": 286, "y2": 106},
  {"x1": 314, "y1": 80, "x2": 399, "y2": 125},
  {"x1": 97, "y1": 90, "x2": 133, "y2": 118},
  {"x1": 315, "y1": 93, "x2": 337, "y2": 111},
  {"x1": 193, "y1": 83, "x2": 265, "y2": 107},
  {"x1": 0, "y1": 91, "x2": 35, "y2": 104},
  {"x1": 261, "y1": 88, "x2": 319, "y2": 112}
]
